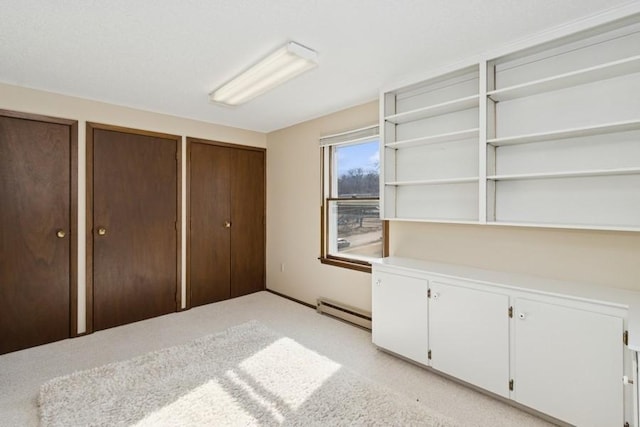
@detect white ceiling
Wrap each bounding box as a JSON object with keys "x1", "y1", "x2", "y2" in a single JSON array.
[{"x1": 0, "y1": 0, "x2": 634, "y2": 133}]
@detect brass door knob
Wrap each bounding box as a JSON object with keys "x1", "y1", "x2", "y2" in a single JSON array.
[
  {"x1": 224, "y1": 221, "x2": 231, "y2": 228},
  {"x1": 97, "y1": 227, "x2": 107, "y2": 236},
  {"x1": 56, "y1": 229, "x2": 66, "y2": 238}
]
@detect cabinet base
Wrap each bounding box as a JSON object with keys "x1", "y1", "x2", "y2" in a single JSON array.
[{"x1": 374, "y1": 346, "x2": 572, "y2": 427}]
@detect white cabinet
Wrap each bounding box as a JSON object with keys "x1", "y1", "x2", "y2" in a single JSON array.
[
  {"x1": 513, "y1": 298, "x2": 624, "y2": 427},
  {"x1": 429, "y1": 280, "x2": 510, "y2": 397},
  {"x1": 371, "y1": 257, "x2": 634, "y2": 426},
  {"x1": 380, "y1": 9, "x2": 640, "y2": 232},
  {"x1": 372, "y1": 270, "x2": 429, "y2": 365}
]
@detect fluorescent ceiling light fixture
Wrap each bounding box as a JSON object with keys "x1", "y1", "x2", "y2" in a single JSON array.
[{"x1": 209, "y1": 41, "x2": 318, "y2": 106}]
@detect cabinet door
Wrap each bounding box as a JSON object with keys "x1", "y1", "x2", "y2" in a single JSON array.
[
  {"x1": 372, "y1": 270, "x2": 429, "y2": 365},
  {"x1": 429, "y1": 281, "x2": 510, "y2": 397},
  {"x1": 513, "y1": 298, "x2": 623, "y2": 427}
]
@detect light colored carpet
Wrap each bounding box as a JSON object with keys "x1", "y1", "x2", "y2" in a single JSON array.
[
  {"x1": 39, "y1": 320, "x2": 457, "y2": 426},
  {"x1": 1, "y1": 292, "x2": 553, "y2": 426}
]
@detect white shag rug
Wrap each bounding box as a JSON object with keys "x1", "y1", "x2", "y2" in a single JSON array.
[{"x1": 39, "y1": 321, "x2": 458, "y2": 426}]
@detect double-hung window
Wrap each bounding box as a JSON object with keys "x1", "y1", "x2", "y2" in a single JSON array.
[{"x1": 320, "y1": 125, "x2": 386, "y2": 272}]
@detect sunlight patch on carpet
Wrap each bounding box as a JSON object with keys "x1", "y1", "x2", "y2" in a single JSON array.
[
  {"x1": 238, "y1": 337, "x2": 341, "y2": 410},
  {"x1": 225, "y1": 370, "x2": 286, "y2": 423},
  {"x1": 132, "y1": 379, "x2": 257, "y2": 426},
  {"x1": 39, "y1": 321, "x2": 458, "y2": 426}
]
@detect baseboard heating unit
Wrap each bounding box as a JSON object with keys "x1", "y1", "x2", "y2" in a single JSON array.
[{"x1": 316, "y1": 297, "x2": 372, "y2": 330}]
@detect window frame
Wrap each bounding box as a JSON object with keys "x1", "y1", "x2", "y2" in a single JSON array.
[{"x1": 319, "y1": 126, "x2": 388, "y2": 273}]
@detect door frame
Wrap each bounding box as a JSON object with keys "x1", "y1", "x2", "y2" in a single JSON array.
[
  {"x1": 185, "y1": 137, "x2": 266, "y2": 309},
  {"x1": 86, "y1": 123, "x2": 181, "y2": 333},
  {"x1": 0, "y1": 109, "x2": 78, "y2": 337}
]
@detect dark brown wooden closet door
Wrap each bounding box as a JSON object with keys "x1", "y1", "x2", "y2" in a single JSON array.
[
  {"x1": 231, "y1": 148, "x2": 265, "y2": 297},
  {"x1": 92, "y1": 128, "x2": 178, "y2": 331},
  {"x1": 189, "y1": 143, "x2": 231, "y2": 306},
  {"x1": 0, "y1": 114, "x2": 72, "y2": 354}
]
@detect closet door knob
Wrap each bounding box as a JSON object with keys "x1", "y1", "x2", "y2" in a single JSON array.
[
  {"x1": 56, "y1": 229, "x2": 66, "y2": 238},
  {"x1": 224, "y1": 221, "x2": 231, "y2": 228},
  {"x1": 97, "y1": 227, "x2": 107, "y2": 236}
]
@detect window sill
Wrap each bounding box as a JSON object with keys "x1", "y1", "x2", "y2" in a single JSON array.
[{"x1": 319, "y1": 256, "x2": 372, "y2": 273}]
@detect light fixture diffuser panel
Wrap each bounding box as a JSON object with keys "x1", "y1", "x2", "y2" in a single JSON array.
[
  {"x1": 286, "y1": 41, "x2": 318, "y2": 62},
  {"x1": 209, "y1": 41, "x2": 318, "y2": 106}
]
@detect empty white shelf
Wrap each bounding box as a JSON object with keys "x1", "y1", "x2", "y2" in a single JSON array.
[
  {"x1": 386, "y1": 177, "x2": 479, "y2": 186},
  {"x1": 387, "y1": 128, "x2": 480, "y2": 148},
  {"x1": 487, "y1": 220, "x2": 640, "y2": 233},
  {"x1": 487, "y1": 119, "x2": 640, "y2": 146},
  {"x1": 385, "y1": 217, "x2": 481, "y2": 225},
  {"x1": 488, "y1": 55, "x2": 640, "y2": 102},
  {"x1": 385, "y1": 95, "x2": 480, "y2": 124},
  {"x1": 488, "y1": 167, "x2": 640, "y2": 181}
]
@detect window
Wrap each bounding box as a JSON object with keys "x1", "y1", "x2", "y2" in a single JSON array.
[{"x1": 320, "y1": 125, "x2": 387, "y2": 271}]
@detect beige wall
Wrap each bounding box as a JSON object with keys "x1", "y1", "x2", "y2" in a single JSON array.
[
  {"x1": 0, "y1": 83, "x2": 265, "y2": 146},
  {"x1": 0, "y1": 82, "x2": 266, "y2": 333},
  {"x1": 391, "y1": 222, "x2": 640, "y2": 291},
  {"x1": 267, "y1": 100, "x2": 640, "y2": 314},
  {"x1": 5, "y1": 81, "x2": 639, "y2": 326},
  {"x1": 266, "y1": 102, "x2": 378, "y2": 310}
]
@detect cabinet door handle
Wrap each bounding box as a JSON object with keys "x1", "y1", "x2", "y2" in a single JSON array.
[
  {"x1": 432, "y1": 292, "x2": 440, "y2": 300},
  {"x1": 518, "y1": 313, "x2": 526, "y2": 320}
]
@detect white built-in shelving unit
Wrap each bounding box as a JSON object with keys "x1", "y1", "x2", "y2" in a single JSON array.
[
  {"x1": 380, "y1": 10, "x2": 640, "y2": 232},
  {"x1": 382, "y1": 65, "x2": 481, "y2": 223}
]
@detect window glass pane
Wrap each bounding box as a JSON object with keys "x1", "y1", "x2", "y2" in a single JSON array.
[
  {"x1": 335, "y1": 139, "x2": 379, "y2": 197},
  {"x1": 327, "y1": 199, "x2": 382, "y2": 261}
]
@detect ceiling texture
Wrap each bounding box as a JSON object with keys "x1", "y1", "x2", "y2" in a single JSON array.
[{"x1": 0, "y1": 0, "x2": 635, "y2": 132}]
